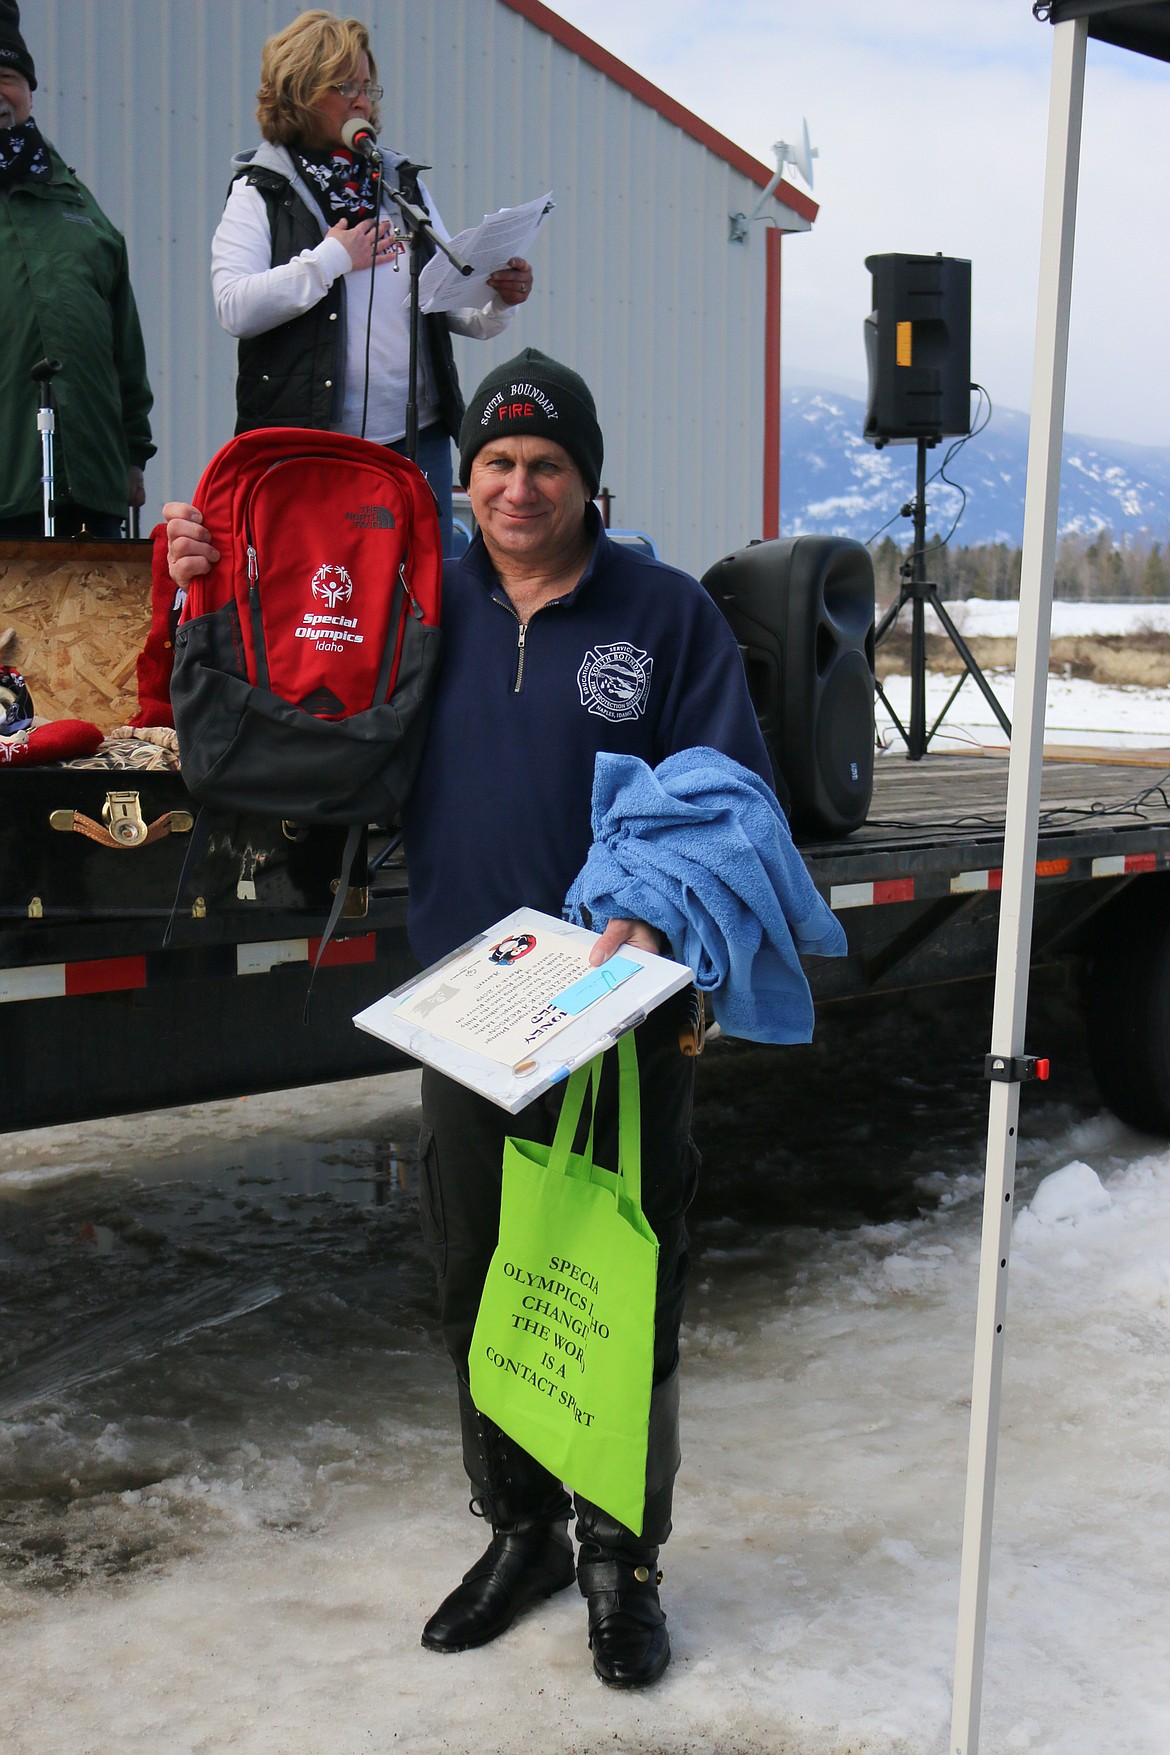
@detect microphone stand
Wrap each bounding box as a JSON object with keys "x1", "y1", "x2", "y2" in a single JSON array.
[
  {"x1": 380, "y1": 162, "x2": 473, "y2": 463},
  {"x1": 358, "y1": 158, "x2": 387, "y2": 442},
  {"x1": 31, "y1": 357, "x2": 62, "y2": 537}
]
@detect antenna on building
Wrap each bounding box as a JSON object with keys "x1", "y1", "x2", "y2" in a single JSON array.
[
  {"x1": 776, "y1": 119, "x2": 818, "y2": 191},
  {"x1": 729, "y1": 122, "x2": 818, "y2": 243}
]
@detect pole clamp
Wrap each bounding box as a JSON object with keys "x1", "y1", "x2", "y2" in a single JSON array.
[{"x1": 984, "y1": 1053, "x2": 1050, "y2": 1084}]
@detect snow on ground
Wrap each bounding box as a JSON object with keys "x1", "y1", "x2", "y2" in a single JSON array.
[
  {"x1": 877, "y1": 599, "x2": 1170, "y2": 752},
  {"x1": 877, "y1": 665, "x2": 1170, "y2": 752},
  {"x1": 944, "y1": 599, "x2": 1170, "y2": 641},
  {"x1": 3, "y1": 1082, "x2": 1170, "y2": 1755}
]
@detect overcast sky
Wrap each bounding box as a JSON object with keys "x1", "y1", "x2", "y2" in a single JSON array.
[{"x1": 547, "y1": 0, "x2": 1170, "y2": 449}]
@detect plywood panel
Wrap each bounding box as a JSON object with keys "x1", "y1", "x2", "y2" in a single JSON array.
[{"x1": 0, "y1": 541, "x2": 153, "y2": 727}]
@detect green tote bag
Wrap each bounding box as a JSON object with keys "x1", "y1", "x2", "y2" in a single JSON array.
[{"x1": 468, "y1": 1032, "x2": 658, "y2": 1535}]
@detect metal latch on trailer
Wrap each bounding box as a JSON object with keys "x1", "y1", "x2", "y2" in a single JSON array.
[{"x1": 49, "y1": 790, "x2": 194, "y2": 850}]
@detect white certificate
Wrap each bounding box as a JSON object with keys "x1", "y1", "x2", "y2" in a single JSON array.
[{"x1": 353, "y1": 908, "x2": 693, "y2": 1112}]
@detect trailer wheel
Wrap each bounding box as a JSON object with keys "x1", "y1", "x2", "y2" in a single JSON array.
[{"x1": 1086, "y1": 881, "x2": 1170, "y2": 1135}]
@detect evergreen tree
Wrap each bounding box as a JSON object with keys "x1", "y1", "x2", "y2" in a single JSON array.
[{"x1": 871, "y1": 531, "x2": 1167, "y2": 605}]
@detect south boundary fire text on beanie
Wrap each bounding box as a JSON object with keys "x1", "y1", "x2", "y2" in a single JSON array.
[{"x1": 458, "y1": 347, "x2": 603, "y2": 496}]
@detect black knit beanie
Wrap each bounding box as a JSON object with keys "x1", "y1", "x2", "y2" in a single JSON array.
[
  {"x1": 0, "y1": 2, "x2": 35, "y2": 90},
  {"x1": 459, "y1": 348, "x2": 603, "y2": 496}
]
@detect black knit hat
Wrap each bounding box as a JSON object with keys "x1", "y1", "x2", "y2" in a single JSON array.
[
  {"x1": 459, "y1": 348, "x2": 603, "y2": 496},
  {"x1": 0, "y1": 1, "x2": 35, "y2": 90}
]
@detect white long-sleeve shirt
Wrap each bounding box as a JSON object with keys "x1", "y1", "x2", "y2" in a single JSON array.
[{"x1": 211, "y1": 149, "x2": 516, "y2": 444}]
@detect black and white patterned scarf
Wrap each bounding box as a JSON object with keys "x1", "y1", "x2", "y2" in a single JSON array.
[
  {"x1": 0, "y1": 117, "x2": 51, "y2": 190},
  {"x1": 0, "y1": 664, "x2": 35, "y2": 737},
  {"x1": 294, "y1": 143, "x2": 380, "y2": 226}
]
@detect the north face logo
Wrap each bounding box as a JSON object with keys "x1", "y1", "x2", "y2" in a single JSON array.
[
  {"x1": 345, "y1": 504, "x2": 396, "y2": 530},
  {"x1": 311, "y1": 564, "x2": 354, "y2": 609}
]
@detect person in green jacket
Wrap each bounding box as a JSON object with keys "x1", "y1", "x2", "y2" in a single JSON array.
[{"x1": 0, "y1": 2, "x2": 154, "y2": 539}]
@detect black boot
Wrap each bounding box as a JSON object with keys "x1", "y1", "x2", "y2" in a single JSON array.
[
  {"x1": 421, "y1": 1380, "x2": 575, "y2": 1654},
  {"x1": 574, "y1": 1368, "x2": 681, "y2": 1688}
]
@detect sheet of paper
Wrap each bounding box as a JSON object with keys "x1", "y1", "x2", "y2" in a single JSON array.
[
  {"x1": 416, "y1": 192, "x2": 554, "y2": 314},
  {"x1": 352, "y1": 908, "x2": 695, "y2": 1112},
  {"x1": 394, "y1": 927, "x2": 638, "y2": 1067}
]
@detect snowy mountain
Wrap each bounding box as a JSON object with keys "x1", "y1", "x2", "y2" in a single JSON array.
[{"x1": 781, "y1": 384, "x2": 1170, "y2": 547}]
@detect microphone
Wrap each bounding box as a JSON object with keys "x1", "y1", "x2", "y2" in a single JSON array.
[{"x1": 341, "y1": 118, "x2": 379, "y2": 161}]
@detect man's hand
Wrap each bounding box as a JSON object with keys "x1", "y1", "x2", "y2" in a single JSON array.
[
  {"x1": 486, "y1": 257, "x2": 534, "y2": 306},
  {"x1": 588, "y1": 917, "x2": 666, "y2": 967},
  {"x1": 162, "y1": 500, "x2": 219, "y2": 586},
  {"x1": 127, "y1": 466, "x2": 146, "y2": 509}
]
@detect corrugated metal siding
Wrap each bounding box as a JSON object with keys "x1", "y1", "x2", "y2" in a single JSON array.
[{"x1": 31, "y1": 0, "x2": 782, "y2": 576}]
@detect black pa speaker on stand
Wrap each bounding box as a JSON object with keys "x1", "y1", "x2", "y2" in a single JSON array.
[
  {"x1": 863, "y1": 252, "x2": 971, "y2": 447},
  {"x1": 702, "y1": 535, "x2": 875, "y2": 840},
  {"x1": 860, "y1": 251, "x2": 1009, "y2": 757}
]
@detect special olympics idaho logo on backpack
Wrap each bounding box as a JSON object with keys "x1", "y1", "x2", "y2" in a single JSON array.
[
  {"x1": 297, "y1": 562, "x2": 364, "y2": 653},
  {"x1": 311, "y1": 563, "x2": 354, "y2": 609},
  {"x1": 577, "y1": 642, "x2": 653, "y2": 722}
]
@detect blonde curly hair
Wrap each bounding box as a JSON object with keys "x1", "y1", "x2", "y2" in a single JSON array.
[{"x1": 256, "y1": 10, "x2": 382, "y2": 147}]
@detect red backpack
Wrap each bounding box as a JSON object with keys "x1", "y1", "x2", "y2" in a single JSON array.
[{"x1": 170, "y1": 427, "x2": 442, "y2": 825}]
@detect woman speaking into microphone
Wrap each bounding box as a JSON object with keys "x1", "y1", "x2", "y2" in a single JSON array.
[{"x1": 210, "y1": 8, "x2": 534, "y2": 552}]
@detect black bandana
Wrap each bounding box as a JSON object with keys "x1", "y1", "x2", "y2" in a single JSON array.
[
  {"x1": 0, "y1": 116, "x2": 50, "y2": 189},
  {"x1": 294, "y1": 144, "x2": 380, "y2": 227}
]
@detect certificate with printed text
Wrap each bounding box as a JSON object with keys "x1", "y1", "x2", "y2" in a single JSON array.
[{"x1": 353, "y1": 908, "x2": 693, "y2": 1112}]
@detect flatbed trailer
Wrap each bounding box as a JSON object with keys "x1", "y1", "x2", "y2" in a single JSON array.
[
  {"x1": 802, "y1": 747, "x2": 1170, "y2": 992},
  {"x1": 5, "y1": 538, "x2": 1170, "y2": 1136},
  {"x1": 6, "y1": 738, "x2": 1170, "y2": 1135},
  {"x1": 799, "y1": 746, "x2": 1170, "y2": 1132}
]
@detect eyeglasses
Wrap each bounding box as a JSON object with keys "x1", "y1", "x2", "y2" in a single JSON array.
[{"x1": 332, "y1": 81, "x2": 383, "y2": 101}]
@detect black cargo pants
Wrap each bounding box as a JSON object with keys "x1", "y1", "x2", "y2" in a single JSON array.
[{"x1": 417, "y1": 989, "x2": 700, "y2": 1390}]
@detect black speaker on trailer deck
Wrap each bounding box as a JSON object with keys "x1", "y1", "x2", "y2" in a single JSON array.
[
  {"x1": 701, "y1": 535, "x2": 875, "y2": 840},
  {"x1": 864, "y1": 252, "x2": 972, "y2": 445}
]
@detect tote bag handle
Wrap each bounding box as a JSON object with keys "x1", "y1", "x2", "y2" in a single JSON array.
[{"x1": 546, "y1": 1032, "x2": 642, "y2": 1212}]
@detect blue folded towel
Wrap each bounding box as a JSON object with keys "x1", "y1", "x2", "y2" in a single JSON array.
[{"x1": 564, "y1": 747, "x2": 846, "y2": 1044}]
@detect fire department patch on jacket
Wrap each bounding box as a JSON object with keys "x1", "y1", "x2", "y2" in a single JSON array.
[{"x1": 576, "y1": 642, "x2": 653, "y2": 722}]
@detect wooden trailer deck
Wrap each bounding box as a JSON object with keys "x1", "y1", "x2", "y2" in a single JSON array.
[{"x1": 802, "y1": 747, "x2": 1170, "y2": 874}]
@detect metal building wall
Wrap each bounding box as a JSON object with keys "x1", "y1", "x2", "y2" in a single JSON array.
[{"x1": 31, "y1": 0, "x2": 784, "y2": 576}]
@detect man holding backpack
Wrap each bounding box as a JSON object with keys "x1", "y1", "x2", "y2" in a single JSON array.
[{"x1": 164, "y1": 347, "x2": 775, "y2": 1690}]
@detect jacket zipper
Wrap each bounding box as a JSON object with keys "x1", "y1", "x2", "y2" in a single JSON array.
[{"x1": 495, "y1": 594, "x2": 567, "y2": 694}]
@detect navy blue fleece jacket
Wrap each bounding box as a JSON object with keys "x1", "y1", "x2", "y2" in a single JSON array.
[{"x1": 401, "y1": 511, "x2": 775, "y2": 967}]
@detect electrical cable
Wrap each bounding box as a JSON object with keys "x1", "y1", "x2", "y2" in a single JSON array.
[
  {"x1": 865, "y1": 503, "x2": 908, "y2": 548},
  {"x1": 863, "y1": 770, "x2": 1170, "y2": 837},
  {"x1": 864, "y1": 384, "x2": 992, "y2": 556},
  {"x1": 917, "y1": 385, "x2": 992, "y2": 559},
  {"x1": 359, "y1": 158, "x2": 386, "y2": 442}
]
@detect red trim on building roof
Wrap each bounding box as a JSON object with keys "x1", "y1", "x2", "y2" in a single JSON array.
[{"x1": 497, "y1": 0, "x2": 819, "y2": 226}]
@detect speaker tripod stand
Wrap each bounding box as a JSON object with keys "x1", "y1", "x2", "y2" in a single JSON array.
[{"x1": 874, "y1": 437, "x2": 1012, "y2": 760}]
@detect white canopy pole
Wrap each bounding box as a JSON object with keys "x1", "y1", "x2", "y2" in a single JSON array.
[{"x1": 948, "y1": 16, "x2": 1087, "y2": 1755}]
